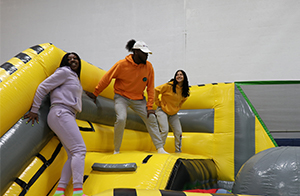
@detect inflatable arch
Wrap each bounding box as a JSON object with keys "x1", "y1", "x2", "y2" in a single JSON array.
[{"x1": 0, "y1": 43, "x2": 275, "y2": 196}]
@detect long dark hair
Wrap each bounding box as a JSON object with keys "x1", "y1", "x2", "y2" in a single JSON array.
[
  {"x1": 59, "y1": 52, "x2": 82, "y2": 78},
  {"x1": 169, "y1": 70, "x2": 190, "y2": 98},
  {"x1": 126, "y1": 39, "x2": 136, "y2": 52}
]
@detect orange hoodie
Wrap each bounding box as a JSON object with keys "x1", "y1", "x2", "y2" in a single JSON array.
[
  {"x1": 155, "y1": 81, "x2": 188, "y2": 115},
  {"x1": 93, "y1": 54, "x2": 155, "y2": 110}
]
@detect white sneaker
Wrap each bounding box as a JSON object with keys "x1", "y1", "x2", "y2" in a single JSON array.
[
  {"x1": 114, "y1": 150, "x2": 119, "y2": 154},
  {"x1": 157, "y1": 148, "x2": 169, "y2": 154}
]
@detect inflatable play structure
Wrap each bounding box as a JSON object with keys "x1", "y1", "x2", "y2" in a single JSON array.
[
  {"x1": 233, "y1": 146, "x2": 300, "y2": 196},
  {"x1": 0, "y1": 43, "x2": 278, "y2": 196}
]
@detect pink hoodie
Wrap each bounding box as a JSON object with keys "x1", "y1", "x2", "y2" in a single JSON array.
[{"x1": 31, "y1": 66, "x2": 82, "y2": 114}]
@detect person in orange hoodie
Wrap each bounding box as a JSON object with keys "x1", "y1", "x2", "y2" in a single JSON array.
[
  {"x1": 155, "y1": 70, "x2": 190, "y2": 153},
  {"x1": 86, "y1": 39, "x2": 168, "y2": 154}
]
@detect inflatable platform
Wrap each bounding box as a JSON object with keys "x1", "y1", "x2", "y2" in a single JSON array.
[{"x1": 0, "y1": 43, "x2": 275, "y2": 196}]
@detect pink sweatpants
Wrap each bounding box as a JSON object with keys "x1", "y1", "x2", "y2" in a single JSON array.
[{"x1": 47, "y1": 105, "x2": 86, "y2": 189}]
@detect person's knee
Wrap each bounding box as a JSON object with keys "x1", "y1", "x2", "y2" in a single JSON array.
[
  {"x1": 70, "y1": 144, "x2": 86, "y2": 156},
  {"x1": 148, "y1": 120, "x2": 158, "y2": 129},
  {"x1": 81, "y1": 145, "x2": 87, "y2": 155},
  {"x1": 147, "y1": 114, "x2": 157, "y2": 122},
  {"x1": 116, "y1": 115, "x2": 126, "y2": 124}
]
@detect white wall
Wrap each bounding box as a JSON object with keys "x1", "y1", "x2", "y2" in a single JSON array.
[{"x1": 1, "y1": 0, "x2": 300, "y2": 86}]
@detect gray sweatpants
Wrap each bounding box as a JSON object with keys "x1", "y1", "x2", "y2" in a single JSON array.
[
  {"x1": 114, "y1": 94, "x2": 164, "y2": 152},
  {"x1": 47, "y1": 105, "x2": 86, "y2": 189},
  {"x1": 155, "y1": 107, "x2": 182, "y2": 152}
]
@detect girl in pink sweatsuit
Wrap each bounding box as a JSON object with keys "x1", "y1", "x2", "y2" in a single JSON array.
[{"x1": 24, "y1": 52, "x2": 86, "y2": 196}]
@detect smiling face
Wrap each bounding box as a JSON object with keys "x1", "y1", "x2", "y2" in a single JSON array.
[
  {"x1": 175, "y1": 71, "x2": 184, "y2": 85},
  {"x1": 68, "y1": 54, "x2": 80, "y2": 72}
]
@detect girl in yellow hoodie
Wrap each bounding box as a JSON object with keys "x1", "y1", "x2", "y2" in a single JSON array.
[{"x1": 155, "y1": 70, "x2": 190, "y2": 153}]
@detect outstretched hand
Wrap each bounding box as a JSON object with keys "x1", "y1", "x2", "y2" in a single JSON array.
[
  {"x1": 147, "y1": 109, "x2": 156, "y2": 118},
  {"x1": 85, "y1": 91, "x2": 97, "y2": 104},
  {"x1": 24, "y1": 111, "x2": 39, "y2": 126}
]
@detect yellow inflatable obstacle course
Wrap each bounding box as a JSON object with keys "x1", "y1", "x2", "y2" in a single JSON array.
[{"x1": 0, "y1": 43, "x2": 275, "y2": 196}]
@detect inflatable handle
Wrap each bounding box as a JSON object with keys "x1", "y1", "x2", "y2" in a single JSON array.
[{"x1": 92, "y1": 163, "x2": 137, "y2": 172}]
